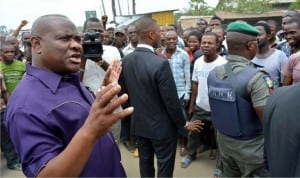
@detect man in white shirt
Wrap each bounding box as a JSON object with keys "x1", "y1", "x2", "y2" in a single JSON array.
[
  {"x1": 181, "y1": 32, "x2": 227, "y2": 168},
  {"x1": 81, "y1": 17, "x2": 122, "y2": 142},
  {"x1": 123, "y1": 25, "x2": 138, "y2": 56}
]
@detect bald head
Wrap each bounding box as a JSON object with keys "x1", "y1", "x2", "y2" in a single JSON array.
[
  {"x1": 31, "y1": 14, "x2": 71, "y2": 37},
  {"x1": 30, "y1": 14, "x2": 81, "y2": 75},
  {"x1": 136, "y1": 17, "x2": 160, "y2": 47},
  {"x1": 31, "y1": 14, "x2": 67, "y2": 35},
  {"x1": 136, "y1": 17, "x2": 157, "y2": 36}
]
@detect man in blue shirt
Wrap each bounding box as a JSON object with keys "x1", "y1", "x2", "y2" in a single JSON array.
[
  {"x1": 161, "y1": 30, "x2": 191, "y2": 156},
  {"x1": 4, "y1": 14, "x2": 134, "y2": 177}
]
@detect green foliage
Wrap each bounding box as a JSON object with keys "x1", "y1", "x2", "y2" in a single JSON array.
[
  {"x1": 184, "y1": 0, "x2": 215, "y2": 16},
  {"x1": 0, "y1": 26, "x2": 7, "y2": 34},
  {"x1": 216, "y1": 0, "x2": 272, "y2": 13},
  {"x1": 289, "y1": 0, "x2": 300, "y2": 9}
]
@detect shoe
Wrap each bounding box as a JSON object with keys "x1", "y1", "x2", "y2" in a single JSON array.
[
  {"x1": 132, "y1": 148, "x2": 139, "y2": 158},
  {"x1": 214, "y1": 168, "x2": 222, "y2": 178},
  {"x1": 180, "y1": 147, "x2": 187, "y2": 157},
  {"x1": 180, "y1": 157, "x2": 193, "y2": 168},
  {"x1": 123, "y1": 140, "x2": 135, "y2": 152},
  {"x1": 8, "y1": 163, "x2": 22, "y2": 171}
]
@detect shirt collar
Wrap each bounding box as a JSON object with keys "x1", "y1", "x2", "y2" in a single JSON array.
[
  {"x1": 227, "y1": 55, "x2": 253, "y2": 66},
  {"x1": 26, "y1": 63, "x2": 80, "y2": 94},
  {"x1": 161, "y1": 47, "x2": 179, "y2": 55},
  {"x1": 128, "y1": 43, "x2": 136, "y2": 49},
  {"x1": 137, "y1": 44, "x2": 154, "y2": 52}
]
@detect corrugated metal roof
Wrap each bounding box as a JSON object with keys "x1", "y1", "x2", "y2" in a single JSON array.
[
  {"x1": 269, "y1": 0, "x2": 295, "y2": 3},
  {"x1": 116, "y1": 15, "x2": 144, "y2": 28},
  {"x1": 179, "y1": 10, "x2": 291, "y2": 30}
]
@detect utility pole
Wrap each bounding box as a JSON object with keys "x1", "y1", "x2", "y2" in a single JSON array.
[
  {"x1": 127, "y1": 0, "x2": 130, "y2": 15},
  {"x1": 112, "y1": 0, "x2": 117, "y2": 23},
  {"x1": 117, "y1": 0, "x2": 122, "y2": 16},
  {"x1": 132, "y1": 0, "x2": 136, "y2": 15},
  {"x1": 101, "y1": 0, "x2": 106, "y2": 15}
]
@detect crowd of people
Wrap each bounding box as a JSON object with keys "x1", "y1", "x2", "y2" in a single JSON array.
[{"x1": 0, "y1": 9, "x2": 300, "y2": 177}]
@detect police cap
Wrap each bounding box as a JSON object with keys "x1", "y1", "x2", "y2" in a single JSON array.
[{"x1": 227, "y1": 21, "x2": 259, "y2": 36}]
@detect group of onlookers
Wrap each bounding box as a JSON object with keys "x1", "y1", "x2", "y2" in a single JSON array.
[{"x1": 1, "y1": 9, "x2": 300, "y2": 177}]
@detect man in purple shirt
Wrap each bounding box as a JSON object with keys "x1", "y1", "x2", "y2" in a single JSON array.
[{"x1": 4, "y1": 14, "x2": 134, "y2": 177}]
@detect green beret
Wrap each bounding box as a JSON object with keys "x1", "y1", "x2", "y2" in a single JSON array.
[{"x1": 227, "y1": 21, "x2": 259, "y2": 36}]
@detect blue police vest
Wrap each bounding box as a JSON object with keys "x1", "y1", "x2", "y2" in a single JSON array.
[{"x1": 207, "y1": 64, "x2": 263, "y2": 140}]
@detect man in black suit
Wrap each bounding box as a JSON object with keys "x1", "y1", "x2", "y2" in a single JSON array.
[
  {"x1": 119, "y1": 17, "x2": 202, "y2": 177},
  {"x1": 263, "y1": 83, "x2": 300, "y2": 177}
]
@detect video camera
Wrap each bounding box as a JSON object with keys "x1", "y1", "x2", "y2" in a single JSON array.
[{"x1": 82, "y1": 30, "x2": 103, "y2": 58}]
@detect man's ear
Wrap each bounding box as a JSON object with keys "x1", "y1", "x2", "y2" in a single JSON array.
[
  {"x1": 247, "y1": 41, "x2": 255, "y2": 49},
  {"x1": 148, "y1": 31, "x2": 154, "y2": 41},
  {"x1": 247, "y1": 42, "x2": 258, "y2": 55},
  {"x1": 31, "y1": 37, "x2": 42, "y2": 54}
]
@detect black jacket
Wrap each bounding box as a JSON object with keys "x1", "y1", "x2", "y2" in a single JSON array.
[{"x1": 119, "y1": 47, "x2": 186, "y2": 139}]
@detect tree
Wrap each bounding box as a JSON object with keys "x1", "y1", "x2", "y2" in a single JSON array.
[
  {"x1": 289, "y1": 0, "x2": 300, "y2": 9},
  {"x1": 184, "y1": 0, "x2": 215, "y2": 16},
  {"x1": 216, "y1": 0, "x2": 272, "y2": 13},
  {"x1": 0, "y1": 25, "x2": 8, "y2": 34}
]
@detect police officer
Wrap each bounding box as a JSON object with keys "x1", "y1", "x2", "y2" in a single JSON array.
[{"x1": 207, "y1": 21, "x2": 271, "y2": 177}]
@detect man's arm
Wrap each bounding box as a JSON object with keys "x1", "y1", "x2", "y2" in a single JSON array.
[
  {"x1": 282, "y1": 76, "x2": 292, "y2": 86},
  {"x1": 12, "y1": 20, "x2": 28, "y2": 37},
  {"x1": 157, "y1": 61, "x2": 186, "y2": 128},
  {"x1": 249, "y1": 73, "x2": 271, "y2": 122},
  {"x1": 37, "y1": 82, "x2": 133, "y2": 177},
  {"x1": 37, "y1": 63, "x2": 131, "y2": 177},
  {"x1": 183, "y1": 53, "x2": 191, "y2": 102},
  {"x1": 254, "y1": 106, "x2": 265, "y2": 122},
  {"x1": 188, "y1": 82, "x2": 198, "y2": 116},
  {"x1": 0, "y1": 75, "x2": 9, "y2": 103}
]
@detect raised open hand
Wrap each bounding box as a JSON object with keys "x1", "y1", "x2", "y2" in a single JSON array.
[
  {"x1": 82, "y1": 82, "x2": 134, "y2": 139},
  {"x1": 102, "y1": 60, "x2": 122, "y2": 87}
]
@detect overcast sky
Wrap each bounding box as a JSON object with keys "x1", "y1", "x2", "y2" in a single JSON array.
[{"x1": 0, "y1": 0, "x2": 218, "y2": 30}]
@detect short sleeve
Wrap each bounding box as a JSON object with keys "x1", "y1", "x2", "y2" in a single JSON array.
[
  {"x1": 192, "y1": 58, "x2": 200, "y2": 82},
  {"x1": 247, "y1": 72, "x2": 270, "y2": 107},
  {"x1": 5, "y1": 108, "x2": 62, "y2": 177},
  {"x1": 282, "y1": 57, "x2": 294, "y2": 77}
]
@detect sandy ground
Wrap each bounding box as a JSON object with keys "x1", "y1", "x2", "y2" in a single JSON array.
[{"x1": 1, "y1": 143, "x2": 216, "y2": 177}]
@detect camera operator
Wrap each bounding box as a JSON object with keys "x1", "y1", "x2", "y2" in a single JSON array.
[
  {"x1": 81, "y1": 17, "x2": 122, "y2": 143},
  {"x1": 81, "y1": 17, "x2": 121, "y2": 91}
]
